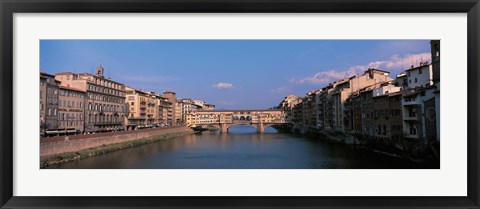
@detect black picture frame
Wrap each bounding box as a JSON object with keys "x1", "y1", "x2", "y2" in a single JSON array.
[{"x1": 1, "y1": 0, "x2": 479, "y2": 208}]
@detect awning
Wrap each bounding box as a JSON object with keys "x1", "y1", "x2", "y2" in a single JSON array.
[{"x1": 45, "y1": 130, "x2": 58, "y2": 134}]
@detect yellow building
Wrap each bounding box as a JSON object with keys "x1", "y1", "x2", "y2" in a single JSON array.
[
  {"x1": 155, "y1": 94, "x2": 170, "y2": 125},
  {"x1": 125, "y1": 87, "x2": 158, "y2": 130}
]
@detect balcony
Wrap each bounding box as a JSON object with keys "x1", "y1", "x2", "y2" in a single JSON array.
[
  {"x1": 403, "y1": 99, "x2": 420, "y2": 106},
  {"x1": 94, "y1": 121, "x2": 123, "y2": 125}
]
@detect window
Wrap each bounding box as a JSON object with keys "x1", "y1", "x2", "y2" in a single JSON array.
[
  {"x1": 414, "y1": 78, "x2": 418, "y2": 83},
  {"x1": 419, "y1": 69, "x2": 422, "y2": 74},
  {"x1": 410, "y1": 127, "x2": 417, "y2": 135}
]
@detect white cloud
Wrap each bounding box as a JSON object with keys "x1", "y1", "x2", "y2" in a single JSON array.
[
  {"x1": 291, "y1": 53, "x2": 431, "y2": 85},
  {"x1": 213, "y1": 82, "x2": 234, "y2": 89}
]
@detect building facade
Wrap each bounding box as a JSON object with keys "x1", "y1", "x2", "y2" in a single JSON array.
[
  {"x1": 58, "y1": 86, "x2": 86, "y2": 134},
  {"x1": 163, "y1": 91, "x2": 178, "y2": 124},
  {"x1": 324, "y1": 69, "x2": 393, "y2": 132},
  {"x1": 55, "y1": 65, "x2": 126, "y2": 133},
  {"x1": 279, "y1": 95, "x2": 302, "y2": 124},
  {"x1": 125, "y1": 87, "x2": 156, "y2": 130},
  {"x1": 405, "y1": 63, "x2": 433, "y2": 89},
  {"x1": 40, "y1": 72, "x2": 60, "y2": 136}
]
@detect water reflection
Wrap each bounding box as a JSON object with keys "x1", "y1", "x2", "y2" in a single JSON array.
[{"x1": 48, "y1": 126, "x2": 432, "y2": 169}]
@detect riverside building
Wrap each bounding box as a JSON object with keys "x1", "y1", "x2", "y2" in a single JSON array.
[
  {"x1": 40, "y1": 72, "x2": 60, "y2": 136},
  {"x1": 55, "y1": 65, "x2": 126, "y2": 133},
  {"x1": 125, "y1": 87, "x2": 155, "y2": 130},
  {"x1": 58, "y1": 85, "x2": 86, "y2": 134},
  {"x1": 163, "y1": 91, "x2": 178, "y2": 124}
]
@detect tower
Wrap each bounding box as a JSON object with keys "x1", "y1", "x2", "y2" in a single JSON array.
[
  {"x1": 96, "y1": 65, "x2": 104, "y2": 78},
  {"x1": 430, "y1": 40, "x2": 440, "y2": 83}
]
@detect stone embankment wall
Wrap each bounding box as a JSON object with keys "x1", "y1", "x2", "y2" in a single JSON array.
[{"x1": 40, "y1": 126, "x2": 189, "y2": 157}]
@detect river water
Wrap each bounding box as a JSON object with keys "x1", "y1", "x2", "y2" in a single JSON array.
[{"x1": 48, "y1": 126, "x2": 433, "y2": 169}]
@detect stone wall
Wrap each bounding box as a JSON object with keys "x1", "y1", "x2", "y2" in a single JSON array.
[{"x1": 40, "y1": 126, "x2": 188, "y2": 157}]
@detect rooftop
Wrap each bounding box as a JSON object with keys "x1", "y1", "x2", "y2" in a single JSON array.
[
  {"x1": 59, "y1": 85, "x2": 86, "y2": 93},
  {"x1": 405, "y1": 62, "x2": 431, "y2": 72}
]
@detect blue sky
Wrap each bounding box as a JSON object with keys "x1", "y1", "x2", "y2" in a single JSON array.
[{"x1": 40, "y1": 40, "x2": 431, "y2": 109}]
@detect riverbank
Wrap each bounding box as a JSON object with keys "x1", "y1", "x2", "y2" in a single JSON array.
[
  {"x1": 278, "y1": 125, "x2": 439, "y2": 167},
  {"x1": 41, "y1": 130, "x2": 194, "y2": 168}
]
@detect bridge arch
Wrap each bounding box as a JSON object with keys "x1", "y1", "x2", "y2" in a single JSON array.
[
  {"x1": 186, "y1": 109, "x2": 286, "y2": 133},
  {"x1": 225, "y1": 123, "x2": 258, "y2": 132}
]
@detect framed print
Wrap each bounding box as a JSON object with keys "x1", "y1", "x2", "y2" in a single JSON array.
[{"x1": 1, "y1": 0, "x2": 479, "y2": 208}]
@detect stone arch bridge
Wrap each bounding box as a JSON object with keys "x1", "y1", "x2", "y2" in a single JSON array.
[{"x1": 186, "y1": 109, "x2": 286, "y2": 133}]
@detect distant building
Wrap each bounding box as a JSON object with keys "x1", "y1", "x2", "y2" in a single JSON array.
[
  {"x1": 372, "y1": 82, "x2": 402, "y2": 97},
  {"x1": 125, "y1": 87, "x2": 157, "y2": 130},
  {"x1": 155, "y1": 94, "x2": 169, "y2": 125},
  {"x1": 395, "y1": 73, "x2": 408, "y2": 89},
  {"x1": 303, "y1": 91, "x2": 319, "y2": 132},
  {"x1": 291, "y1": 100, "x2": 304, "y2": 132},
  {"x1": 430, "y1": 40, "x2": 440, "y2": 83},
  {"x1": 372, "y1": 91, "x2": 403, "y2": 139},
  {"x1": 180, "y1": 98, "x2": 203, "y2": 123},
  {"x1": 203, "y1": 103, "x2": 215, "y2": 110},
  {"x1": 401, "y1": 86, "x2": 437, "y2": 145},
  {"x1": 158, "y1": 96, "x2": 173, "y2": 125},
  {"x1": 163, "y1": 91, "x2": 177, "y2": 124},
  {"x1": 192, "y1": 99, "x2": 205, "y2": 108},
  {"x1": 431, "y1": 40, "x2": 440, "y2": 143},
  {"x1": 315, "y1": 91, "x2": 329, "y2": 131},
  {"x1": 405, "y1": 63, "x2": 433, "y2": 89},
  {"x1": 328, "y1": 68, "x2": 393, "y2": 132},
  {"x1": 279, "y1": 95, "x2": 302, "y2": 124}
]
